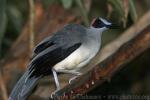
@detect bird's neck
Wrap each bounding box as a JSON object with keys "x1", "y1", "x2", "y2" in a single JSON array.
[{"x1": 87, "y1": 26, "x2": 103, "y2": 41}]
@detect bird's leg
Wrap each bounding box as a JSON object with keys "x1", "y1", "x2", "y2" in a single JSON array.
[
  {"x1": 56, "y1": 69, "x2": 82, "y2": 84},
  {"x1": 51, "y1": 68, "x2": 60, "y2": 98},
  {"x1": 52, "y1": 68, "x2": 60, "y2": 90},
  {"x1": 69, "y1": 72, "x2": 82, "y2": 84}
]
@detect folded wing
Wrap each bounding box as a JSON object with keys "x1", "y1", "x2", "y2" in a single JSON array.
[{"x1": 28, "y1": 24, "x2": 86, "y2": 77}]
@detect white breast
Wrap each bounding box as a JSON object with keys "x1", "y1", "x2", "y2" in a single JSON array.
[{"x1": 53, "y1": 40, "x2": 100, "y2": 71}]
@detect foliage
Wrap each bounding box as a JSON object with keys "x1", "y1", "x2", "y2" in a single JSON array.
[
  {"x1": 60, "y1": 0, "x2": 74, "y2": 9},
  {"x1": 0, "y1": 0, "x2": 7, "y2": 58},
  {"x1": 108, "y1": 0, "x2": 137, "y2": 27}
]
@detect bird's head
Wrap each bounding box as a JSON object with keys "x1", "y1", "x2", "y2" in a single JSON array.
[{"x1": 91, "y1": 17, "x2": 118, "y2": 31}]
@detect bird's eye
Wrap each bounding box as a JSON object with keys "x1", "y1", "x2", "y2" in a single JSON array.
[
  {"x1": 92, "y1": 18, "x2": 105, "y2": 28},
  {"x1": 97, "y1": 20, "x2": 105, "y2": 28}
]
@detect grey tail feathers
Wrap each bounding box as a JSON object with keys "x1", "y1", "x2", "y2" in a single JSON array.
[{"x1": 8, "y1": 71, "x2": 41, "y2": 100}]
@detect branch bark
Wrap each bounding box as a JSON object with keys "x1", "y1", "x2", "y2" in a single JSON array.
[
  {"x1": 29, "y1": 0, "x2": 35, "y2": 54},
  {"x1": 52, "y1": 11, "x2": 150, "y2": 100},
  {"x1": 0, "y1": 71, "x2": 8, "y2": 100}
]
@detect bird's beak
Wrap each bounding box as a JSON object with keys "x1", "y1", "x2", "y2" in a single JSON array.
[{"x1": 106, "y1": 23, "x2": 119, "y2": 29}]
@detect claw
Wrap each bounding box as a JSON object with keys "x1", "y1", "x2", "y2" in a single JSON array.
[
  {"x1": 50, "y1": 92, "x2": 55, "y2": 99},
  {"x1": 69, "y1": 73, "x2": 82, "y2": 84},
  {"x1": 50, "y1": 89, "x2": 59, "y2": 99},
  {"x1": 69, "y1": 76, "x2": 78, "y2": 84}
]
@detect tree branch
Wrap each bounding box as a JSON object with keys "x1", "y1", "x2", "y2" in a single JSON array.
[
  {"x1": 0, "y1": 71, "x2": 8, "y2": 100},
  {"x1": 52, "y1": 11, "x2": 150, "y2": 100},
  {"x1": 29, "y1": 0, "x2": 35, "y2": 54}
]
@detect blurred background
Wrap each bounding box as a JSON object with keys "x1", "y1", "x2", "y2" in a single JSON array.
[{"x1": 0, "y1": 0, "x2": 150, "y2": 100}]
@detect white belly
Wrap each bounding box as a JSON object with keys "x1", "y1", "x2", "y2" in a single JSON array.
[{"x1": 53, "y1": 43, "x2": 100, "y2": 71}]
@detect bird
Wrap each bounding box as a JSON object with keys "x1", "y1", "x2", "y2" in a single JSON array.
[{"x1": 8, "y1": 17, "x2": 117, "y2": 100}]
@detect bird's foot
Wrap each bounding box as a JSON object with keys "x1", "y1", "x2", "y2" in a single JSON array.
[
  {"x1": 69, "y1": 73, "x2": 82, "y2": 84},
  {"x1": 50, "y1": 89, "x2": 60, "y2": 99},
  {"x1": 69, "y1": 76, "x2": 78, "y2": 84}
]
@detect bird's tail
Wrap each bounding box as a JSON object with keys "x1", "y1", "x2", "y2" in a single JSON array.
[{"x1": 8, "y1": 71, "x2": 41, "y2": 100}]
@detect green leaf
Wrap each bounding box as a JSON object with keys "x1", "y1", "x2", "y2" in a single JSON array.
[
  {"x1": 129, "y1": 0, "x2": 138, "y2": 23},
  {"x1": 75, "y1": 0, "x2": 89, "y2": 26},
  {"x1": 0, "y1": 0, "x2": 7, "y2": 57},
  {"x1": 108, "y1": 0, "x2": 125, "y2": 18},
  {"x1": 7, "y1": 5, "x2": 22, "y2": 33},
  {"x1": 61, "y1": 0, "x2": 73, "y2": 9}
]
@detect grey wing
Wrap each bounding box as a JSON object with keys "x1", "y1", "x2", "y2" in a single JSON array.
[
  {"x1": 28, "y1": 43, "x2": 81, "y2": 77},
  {"x1": 34, "y1": 36, "x2": 53, "y2": 54},
  {"x1": 32, "y1": 24, "x2": 85, "y2": 55},
  {"x1": 28, "y1": 24, "x2": 86, "y2": 77}
]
